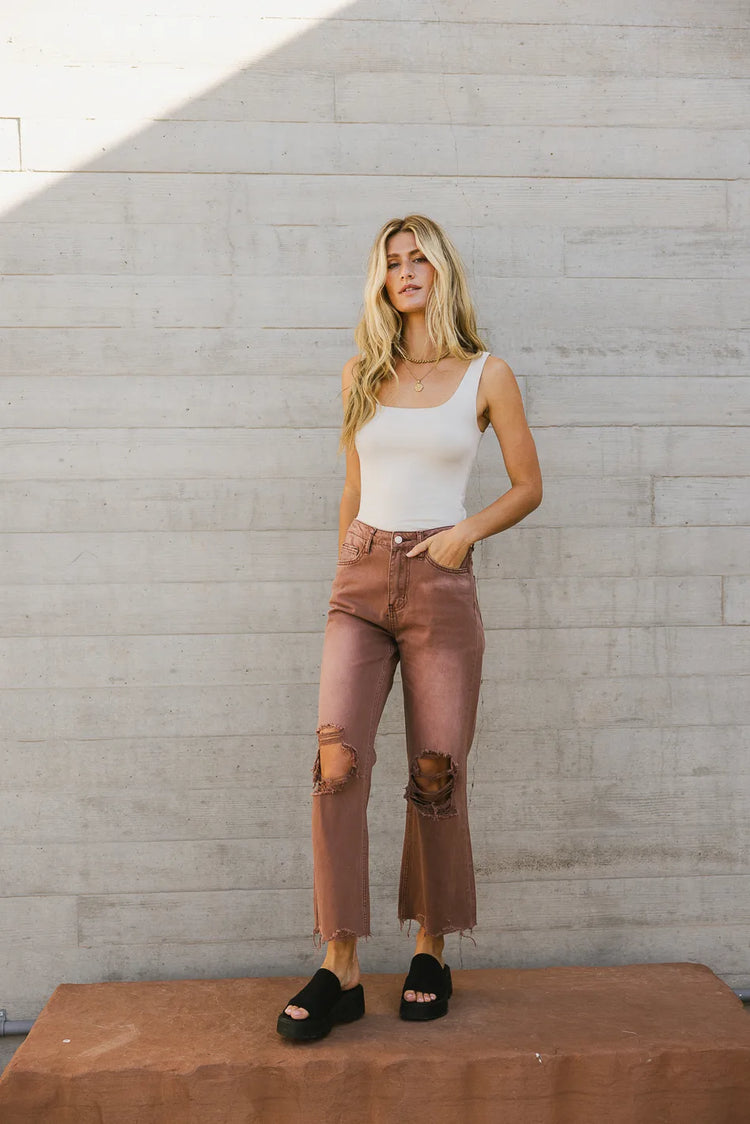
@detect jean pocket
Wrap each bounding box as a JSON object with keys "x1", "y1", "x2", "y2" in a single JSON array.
[
  {"x1": 337, "y1": 534, "x2": 365, "y2": 565},
  {"x1": 424, "y1": 544, "x2": 473, "y2": 574}
]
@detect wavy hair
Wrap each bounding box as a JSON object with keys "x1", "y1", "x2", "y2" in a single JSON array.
[{"x1": 338, "y1": 214, "x2": 487, "y2": 454}]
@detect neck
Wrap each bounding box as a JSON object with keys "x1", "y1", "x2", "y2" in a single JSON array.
[{"x1": 399, "y1": 315, "x2": 438, "y2": 361}]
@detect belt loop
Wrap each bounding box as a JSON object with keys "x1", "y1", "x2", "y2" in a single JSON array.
[{"x1": 364, "y1": 525, "x2": 375, "y2": 553}]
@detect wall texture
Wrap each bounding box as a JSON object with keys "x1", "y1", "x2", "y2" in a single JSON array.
[{"x1": 1, "y1": 0, "x2": 749, "y2": 1024}]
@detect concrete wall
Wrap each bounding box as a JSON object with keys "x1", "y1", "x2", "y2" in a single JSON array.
[{"x1": 1, "y1": 0, "x2": 749, "y2": 1025}]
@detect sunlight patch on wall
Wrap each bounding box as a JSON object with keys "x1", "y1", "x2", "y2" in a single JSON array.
[{"x1": 0, "y1": 0, "x2": 349, "y2": 210}]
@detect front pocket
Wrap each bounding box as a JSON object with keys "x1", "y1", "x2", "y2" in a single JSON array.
[
  {"x1": 424, "y1": 546, "x2": 471, "y2": 574},
  {"x1": 337, "y1": 539, "x2": 364, "y2": 565}
]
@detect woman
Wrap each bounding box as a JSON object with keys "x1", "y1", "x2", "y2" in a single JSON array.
[{"x1": 277, "y1": 214, "x2": 542, "y2": 1041}]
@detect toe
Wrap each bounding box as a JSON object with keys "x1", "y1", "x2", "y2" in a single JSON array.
[
  {"x1": 404, "y1": 989, "x2": 416, "y2": 1002},
  {"x1": 285, "y1": 1005, "x2": 309, "y2": 1019}
]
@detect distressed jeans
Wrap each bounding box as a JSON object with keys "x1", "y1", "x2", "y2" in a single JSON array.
[{"x1": 312, "y1": 517, "x2": 485, "y2": 942}]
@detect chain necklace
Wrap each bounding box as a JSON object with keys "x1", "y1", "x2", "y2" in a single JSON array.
[{"x1": 397, "y1": 345, "x2": 449, "y2": 393}]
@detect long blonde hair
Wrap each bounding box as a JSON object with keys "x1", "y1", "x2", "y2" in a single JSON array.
[{"x1": 338, "y1": 214, "x2": 487, "y2": 454}]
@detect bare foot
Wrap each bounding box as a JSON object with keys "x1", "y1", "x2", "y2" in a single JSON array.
[
  {"x1": 403, "y1": 928, "x2": 444, "y2": 1004},
  {"x1": 285, "y1": 938, "x2": 360, "y2": 1020}
]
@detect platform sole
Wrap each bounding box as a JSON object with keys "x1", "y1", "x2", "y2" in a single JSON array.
[
  {"x1": 276, "y1": 982, "x2": 365, "y2": 1041},
  {"x1": 399, "y1": 994, "x2": 450, "y2": 1021}
]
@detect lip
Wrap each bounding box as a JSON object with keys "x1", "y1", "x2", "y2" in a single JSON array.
[{"x1": 399, "y1": 285, "x2": 421, "y2": 294}]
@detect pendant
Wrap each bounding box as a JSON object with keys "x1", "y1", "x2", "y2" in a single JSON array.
[{"x1": 415, "y1": 381, "x2": 424, "y2": 392}]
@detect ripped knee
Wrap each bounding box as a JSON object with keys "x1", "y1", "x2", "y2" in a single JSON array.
[
  {"x1": 405, "y1": 751, "x2": 457, "y2": 817},
  {"x1": 312, "y1": 723, "x2": 358, "y2": 794}
]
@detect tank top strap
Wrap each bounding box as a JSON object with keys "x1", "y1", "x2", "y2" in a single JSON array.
[{"x1": 455, "y1": 350, "x2": 490, "y2": 406}]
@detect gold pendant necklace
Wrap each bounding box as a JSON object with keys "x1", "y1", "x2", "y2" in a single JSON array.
[{"x1": 400, "y1": 349, "x2": 448, "y2": 392}]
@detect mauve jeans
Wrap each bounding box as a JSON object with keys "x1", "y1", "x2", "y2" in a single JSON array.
[{"x1": 312, "y1": 516, "x2": 485, "y2": 942}]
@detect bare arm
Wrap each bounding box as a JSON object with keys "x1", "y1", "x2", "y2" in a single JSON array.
[
  {"x1": 460, "y1": 355, "x2": 543, "y2": 546},
  {"x1": 406, "y1": 356, "x2": 541, "y2": 567},
  {"x1": 338, "y1": 356, "x2": 362, "y2": 552}
]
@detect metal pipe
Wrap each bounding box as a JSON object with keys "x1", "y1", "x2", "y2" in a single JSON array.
[{"x1": 0, "y1": 1010, "x2": 34, "y2": 1037}]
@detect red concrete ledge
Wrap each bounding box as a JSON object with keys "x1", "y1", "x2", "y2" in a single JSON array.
[{"x1": 1, "y1": 962, "x2": 749, "y2": 1123}]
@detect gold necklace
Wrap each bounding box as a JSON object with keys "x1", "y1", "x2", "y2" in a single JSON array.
[{"x1": 398, "y1": 347, "x2": 448, "y2": 392}]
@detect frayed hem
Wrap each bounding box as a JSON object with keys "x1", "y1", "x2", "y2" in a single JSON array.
[
  {"x1": 312, "y1": 927, "x2": 371, "y2": 949},
  {"x1": 399, "y1": 915, "x2": 477, "y2": 943}
]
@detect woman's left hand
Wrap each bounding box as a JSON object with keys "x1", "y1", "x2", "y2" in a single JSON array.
[{"x1": 405, "y1": 528, "x2": 472, "y2": 569}]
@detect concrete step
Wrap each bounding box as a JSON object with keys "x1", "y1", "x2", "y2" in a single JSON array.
[{"x1": 1, "y1": 961, "x2": 749, "y2": 1123}]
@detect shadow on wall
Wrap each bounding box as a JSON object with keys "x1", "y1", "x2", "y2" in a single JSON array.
[
  {"x1": 1, "y1": 0, "x2": 748, "y2": 1012},
  {"x1": 4, "y1": 2, "x2": 747, "y2": 398},
  {"x1": 3, "y1": 0, "x2": 545, "y2": 1004}
]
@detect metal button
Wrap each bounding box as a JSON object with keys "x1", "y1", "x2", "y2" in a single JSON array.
[{"x1": 394, "y1": 534, "x2": 403, "y2": 543}]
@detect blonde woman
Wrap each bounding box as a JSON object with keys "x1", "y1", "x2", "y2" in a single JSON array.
[{"x1": 277, "y1": 215, "x2": 542, "y2": 1041}]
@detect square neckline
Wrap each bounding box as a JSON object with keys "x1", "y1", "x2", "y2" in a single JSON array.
[{"x1": 376, "y1": 351, "x2": 485, "y2": 411}]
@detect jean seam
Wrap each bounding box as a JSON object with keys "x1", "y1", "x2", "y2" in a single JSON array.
[
  {"x1": 358, "y1": 640, "x2": 398, "y2": 930},
  {"x1": 463, "y1": 629, "x2": 484, "y2": 925}
]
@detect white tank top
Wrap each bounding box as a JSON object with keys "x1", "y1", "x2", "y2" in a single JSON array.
[{"x1": 354, "y1": 351, "x2": 490, "y2": 531}]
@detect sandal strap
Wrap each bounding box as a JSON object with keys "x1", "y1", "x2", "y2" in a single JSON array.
[
  {"x1": 286, "y1": 967, "x2": 342, "y2": 1017},
  {"x1": 402, "y1": 953, "x2": 448, "y2": 996}
]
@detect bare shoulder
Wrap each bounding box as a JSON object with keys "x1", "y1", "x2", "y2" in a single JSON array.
[
  {"x1": 478, "y1": 354, "x2": 521, "y2": 422},
  {"x1": 482, "y1": 353, "x2": 516, "y2": 386}
]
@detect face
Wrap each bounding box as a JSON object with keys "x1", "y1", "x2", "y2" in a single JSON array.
[{"x1": 383, "y1": 230, "x2": 436, "y2": 313}]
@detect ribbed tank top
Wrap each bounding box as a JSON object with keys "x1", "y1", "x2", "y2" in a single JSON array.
[{"x1": 354, "y1": 350, "x2": 491, "y2": 531}]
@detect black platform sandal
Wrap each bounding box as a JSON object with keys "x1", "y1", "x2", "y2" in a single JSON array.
[
  {"x1": 276, "y1": 968, "x2": 365, "y2": 1041},
  {"x1": 399, "y1": 952, "x2": 453, "y2": 1021}
]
